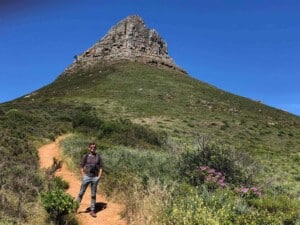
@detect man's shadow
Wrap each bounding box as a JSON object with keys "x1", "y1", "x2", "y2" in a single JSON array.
[{"x1": 78, "y1": 202, "x2": 107, "y2": 214}]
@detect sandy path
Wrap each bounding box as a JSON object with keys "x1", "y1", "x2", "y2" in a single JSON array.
[{"x1": 38, "y1": 136, "x2": 126, "y2": 225}]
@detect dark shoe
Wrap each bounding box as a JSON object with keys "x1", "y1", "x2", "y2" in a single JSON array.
[{"x1": 90, "y1": 211, "x2": 97, "y2": 218}]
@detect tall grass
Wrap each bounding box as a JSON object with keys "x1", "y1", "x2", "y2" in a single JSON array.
[{"x1": 61, "y1": 134, "x2": 300, "y2": 224}]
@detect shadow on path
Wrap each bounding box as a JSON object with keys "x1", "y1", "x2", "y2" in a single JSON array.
[{"x1": 78, "y1": 202, "x2": 108, "y2": 214}]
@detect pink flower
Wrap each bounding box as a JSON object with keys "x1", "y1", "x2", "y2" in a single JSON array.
[
  {"x1": 251, "y1": 187, "x2": 258, "y2": 192},
  {"x1": 208, "y1": 168, "x2": 216, "y2": 174},
  {"x1": 199, "y1": 166, "x2": 208, "y2": 171},
  {"x1": 219, "y1": 182, "x2": 226, "y2": 188},
  {"x1": 241, "y1": 188, "x2": 249, "y2": 193},
  {"x1": 215, "y1": 172, "x2": 222, "y2": 178},
  {"x1": 205, "y1": 175, "x2": 212, "y2": 181}
]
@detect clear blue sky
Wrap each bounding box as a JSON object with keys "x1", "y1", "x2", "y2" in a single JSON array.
[{"x1": 1, "y1": 0, "x2": 299, "y2": 116}]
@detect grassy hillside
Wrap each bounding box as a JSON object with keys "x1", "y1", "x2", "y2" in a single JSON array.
[
  {"x1": 24, "y1": 62, "x2": 300, "y2": 146},
  {"x1": 1, "y1": 61, "x2": 299, "y2": 224}
]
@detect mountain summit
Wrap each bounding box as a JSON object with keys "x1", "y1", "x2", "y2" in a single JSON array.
[{"x1": 64, "y1": 15, "x2": 185, "y2": 74}]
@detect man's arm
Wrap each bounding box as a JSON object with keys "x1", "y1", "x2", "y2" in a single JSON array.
[
  {"x1": 80, "y1": 167, "x2": 85, "y2": 176},
  {"x1": 80, "y1": 154, "x2": 87, "y2": 176},
  {"x1": 98, "y1": 168, "x2": 102, "y2": 178},
  {"x1": 97, "y1": 155, "x2": 103, "y2": 178}
]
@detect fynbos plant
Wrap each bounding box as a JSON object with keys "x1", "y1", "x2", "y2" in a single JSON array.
[
  {"x1": 197, "y1": 165, "x2": 226, "y2": 189},
  {"x1": 236, "y1": 186, "x2": 262, "y2": 198},
  {"x1": 40, "y1": 189, "x2": 78, "y2": 221}
]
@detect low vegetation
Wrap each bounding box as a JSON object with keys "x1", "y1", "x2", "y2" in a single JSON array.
[
  {"x1": 61, "y1": 133, "x2": 300, "y2": 225},
  {"x1": 0, "y1": 62, "x2": 299, "y2": 224}
]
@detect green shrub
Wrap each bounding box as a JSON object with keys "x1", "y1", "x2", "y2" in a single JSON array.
[
  {"x1": 99, "y1": 118, "x2": 167, "y2": 148},
  {"x1": 179, "y1": 138, "x2": 259, "y2": 186},
  {"x1": 40, "y1": 189, "x2": 78, "y2": 220},
  {"x1": 163, "y1": 190, "x2": 227, "y2": 225},
  {"x1": 283, "y1": 212, "x2": 300, "y2": 225},
  {"x1": 56, "y1": 214, "x2": 79, "y2": 225},
  {"x1": 72, "y1": 111, "x2": 103, "y2": 132},
  {"x1": 101, "y1": 170, "x2": 142, "y2": 198},
  {"x1": 164, "y1": 184, "x2": 285, "y2": 225},
  {"x1": 101, "y1": 146, "x2": 179, "y2": 188},
  {"x1": 248, "y1": 194, "x2": 299, "y2": 213},
  {"x1": 71, "y1": 112, "x2": 167, "y2": 148},
  {"x1": 52, "y1": 176, "x2": 69, "y2": 190},
  {"x1": 232, "y1": 210, "x2": 282, "y2": 225}
]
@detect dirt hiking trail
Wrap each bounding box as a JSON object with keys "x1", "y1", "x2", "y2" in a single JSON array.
[{"x1": 38, "y1": 136, "x2": 126, "y2": 225}]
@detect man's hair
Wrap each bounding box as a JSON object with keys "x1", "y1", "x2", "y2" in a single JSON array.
[{"x1": 89, "y1": 143, "x2": 96, "y2": 148}]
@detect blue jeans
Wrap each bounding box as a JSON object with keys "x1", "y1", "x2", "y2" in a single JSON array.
[{"x1": 77, "y1": 175, "x2": 100, "y2": 211}]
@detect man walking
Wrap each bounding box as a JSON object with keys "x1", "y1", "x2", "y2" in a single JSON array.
[{"x1": 76, "y1": 143, "x2": 103, "y2": 217}]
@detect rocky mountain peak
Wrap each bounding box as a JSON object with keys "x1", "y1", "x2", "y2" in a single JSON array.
[{"x1": 64, "y1": 15, "x2": 185, "y2": 74}]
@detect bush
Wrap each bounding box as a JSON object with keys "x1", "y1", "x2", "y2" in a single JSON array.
[
  {"x1": 163, "y1": 190, "x2": 225, "y2": 225},
  {"x1": 40, "y1": 189, "x2": 78, "y2": 221},
  {"x1": 101, "y1": 170, "x2": 141, "y2": 198},
  {"x1": 164, "y1": 184, "x2": 284, "y2": 225},
  {"x1": 52, "y1": 176, "x2": 69, "y2": 190},
  {"x1": 232, "y1": 210, "x2": 282, "y2": 225},
  {"x1": 248, "y1": 194, "x2": 299, "y2": 213},
  {"x1": 197, "y1": 166, "x2": 227, "y2": 189},
  {"x1": 101, "y1": 146, "x2": 179, "y2": 189},
  {"x1": 71, "y1": 113, "x2": 167, "y2": 148},
  {"x1": 72, "y1": 111, "x2": 103, "y2": 132},
  {"x1": 99, "y1": 118, "x2": 167, "y2": 148},
  {"x1": 179, "y1": 136, "x2": 259, "y2": 186}
]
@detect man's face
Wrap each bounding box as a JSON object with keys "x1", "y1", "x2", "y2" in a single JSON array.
[{"x1": 89, "y1": 144, "x2": 96, "y2": 154}]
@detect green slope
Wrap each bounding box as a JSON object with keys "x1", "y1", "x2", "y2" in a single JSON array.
[
  {"x1": 21, "y1": 61, "x2": 300, "y2": 152},
  {"x1": 1, "y1": 61, "x2": 299, "y2": 224}
]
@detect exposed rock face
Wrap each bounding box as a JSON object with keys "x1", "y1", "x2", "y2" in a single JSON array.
[{"x1": 64, "y1": 15, "x2": 186, "y2": 74}]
